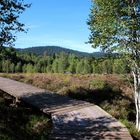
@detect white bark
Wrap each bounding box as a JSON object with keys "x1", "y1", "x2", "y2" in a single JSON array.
[{"x1": 132, "y1": 70, "x2": 140, "y2": 131}]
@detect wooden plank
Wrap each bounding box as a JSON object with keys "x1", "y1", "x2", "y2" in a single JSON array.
[
  {"x1": 0, "y1": 76, "x2": 133, "y2": 139},
  {"x1": 51, "y1": 106, "x2": 132, "y2": 139},
  {"x1": 0, "y1": 77, "x2": 45, "y2": 98}
]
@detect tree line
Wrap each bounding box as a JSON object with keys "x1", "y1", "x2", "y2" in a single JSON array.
[{"x1": 0, "y1": 47, "x2": 130, "y2": 74}]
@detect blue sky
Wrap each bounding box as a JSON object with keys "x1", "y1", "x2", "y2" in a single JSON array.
[{"x1": 15, "y1": 0, "x2": 95, "y2": 53}]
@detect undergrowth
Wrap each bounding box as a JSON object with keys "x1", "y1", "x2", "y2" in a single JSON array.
[
  {"x1": 0, "y1": 91, "x2": 51, "y2": 140},
  {"x1": 0, "y1": 73, "x2": 140, "y2": 139}
]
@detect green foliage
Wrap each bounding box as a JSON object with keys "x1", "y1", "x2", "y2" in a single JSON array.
[
  {"x1": 68, "y1": 54, "x2": 77, "y2": 73},
  {"x1": 88, "y1": 0, "x2": 140, "y2": 131},
  {"x1": 90, "y1": 80, "x2": 106, "y2": 89},
  {"x1": 46, "y1": 65, "x2": 52, "y2": 73},
  {"x1": 76, "y1": 60, "x2": 84, "y2": 74},
  {"x1": 102, "y1": 59, "x2": 113, "y2": 74},
  {"x1": 52, "y1": 59, "x2": 59, "y2": 73},
  {"x1": 83, "y1": 59, "x2": 92, "y2": 74},
  {"x1": 15, "y1": 62, "x2": 22, "y2": 73},
  {"x1": 2, "y1": 60, "x2": 11, "y2": 73},
  {"x1": 88, "y1": 0, "x2": 140, "y2": 66},
  {"x1": 0, "y1": 0, "x2": 30, "y2": 47},
  {"x1": 120, "y1": 119, "x2": 140, "y2": 139},
  {"x1": 9, "y1": 63, "x2": 15, "y2": 73},
  {"x1": 57, "y1": 52, "x2": 68, "y2": 73},
  {"x1": 0, "y1": 47, "x2": 131, "y2": 74},
  {"x1": 26, "y1": 64, "x2": 36, "y2": 73},
  {"x1": 68, "y1": 61, "x2": 76, "y2": 73},
  {"x1": 113, "y1": 59, "x2": 127, "y2": 74}
]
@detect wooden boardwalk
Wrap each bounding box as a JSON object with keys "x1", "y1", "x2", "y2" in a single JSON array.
[{"x1": 0, "y1": 77, "x2": 132, "y2": 139}]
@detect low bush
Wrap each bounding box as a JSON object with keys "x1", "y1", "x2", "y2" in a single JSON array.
[{"x1": 0, "y1": 91, "x2": 51, "y2": 140}]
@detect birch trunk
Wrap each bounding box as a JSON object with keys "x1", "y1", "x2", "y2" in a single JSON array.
[{"x1": 132, "y1": 70, "x2": 140, "y2": 131}]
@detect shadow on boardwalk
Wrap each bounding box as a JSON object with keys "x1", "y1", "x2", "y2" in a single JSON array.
[
  {"x1": 51, "y1": 114, "x2": 130, "y2": 139},
  {"x1": 21, "y1": 92, "x2": 90, "y2": 114},
  {"x1": 20, "y1": 93, "x2": 132, "y2": 139}
]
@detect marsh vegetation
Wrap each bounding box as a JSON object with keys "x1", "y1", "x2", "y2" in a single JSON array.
[{"x1": 0, "y1": 73, "x2": 140, "y2": 139}]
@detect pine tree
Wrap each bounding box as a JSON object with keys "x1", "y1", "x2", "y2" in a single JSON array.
[
  {"x1": 26, "y1": 64, "x2": 35, "y2": 73},
  {"x1": 76, "y1": 60, "x2": 84, "y2": 74},
  {"x1": 52, "y1": 60, "x2": 59, "y2": 73},
  {"x1": 10, "y1": 63, "x2": 15, "y2": 73},
  {"x1": 15, "y1": 62, "x2": 22, "y2": 72},
  {"x1": 83, "y1": 59, "x2": 92, "y2": 74}
]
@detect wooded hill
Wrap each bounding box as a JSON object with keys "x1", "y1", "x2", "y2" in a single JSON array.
[{"x1": 17, "y1": 46, "x2": 106, "y2": 58}]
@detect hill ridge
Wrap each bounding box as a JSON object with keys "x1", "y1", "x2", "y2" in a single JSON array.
[{"x1": 17, "y1": 46, "x2": 105, "y2": 58}]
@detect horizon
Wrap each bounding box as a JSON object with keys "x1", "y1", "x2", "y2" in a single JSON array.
[
  {"x1": 17, "y1": 45, "x2": 100, "y2": 53},
  {"x1": 14, "y1": 0, "x2": 97, "y2": 53}
]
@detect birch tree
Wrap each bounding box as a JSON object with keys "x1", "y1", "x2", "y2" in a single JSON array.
[{"x1": 88, "y1": 0, "x2": 140, "y2": 131}]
